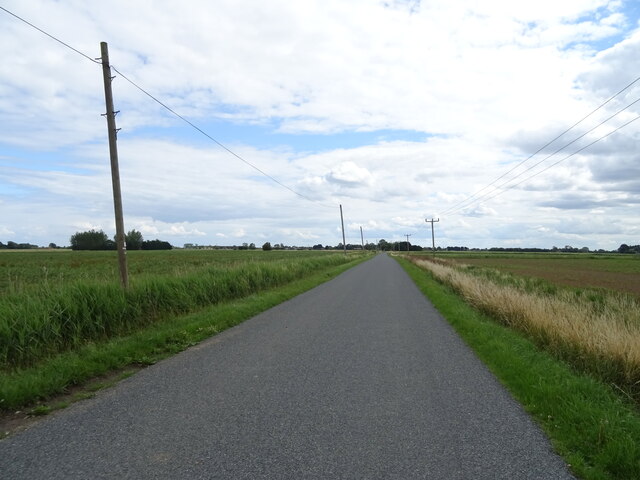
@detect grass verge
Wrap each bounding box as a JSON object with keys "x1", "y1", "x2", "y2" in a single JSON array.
[
  {"x1": 407, "y1": 256, "x2": 640, "y2": 400},
  {"x1": 0, "y1": 254, "x2": 368, "y2": 415},
  {"x1": 396, "y1": 256, "x2": 640, "y2": 480}
]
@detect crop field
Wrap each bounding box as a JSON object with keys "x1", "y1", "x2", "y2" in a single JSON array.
[
  {"x1": 431, "y1": 252, "x2": 640, "y2": 297},
  {"x1": 0, "y1": 249, "x2": 363, "y2": 372}
]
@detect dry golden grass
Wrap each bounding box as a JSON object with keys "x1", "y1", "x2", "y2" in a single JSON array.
[{"x1": 409, "y1": 257, "x2": 640, "y2": 393}]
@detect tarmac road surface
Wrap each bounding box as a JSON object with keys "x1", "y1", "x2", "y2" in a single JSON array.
[{"x1": 0, "y1": 253, "x2": 575, "y2": 479}]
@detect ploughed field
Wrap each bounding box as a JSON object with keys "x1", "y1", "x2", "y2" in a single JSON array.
[{"x1": 442, "y1": 253, "x2": 640, "y2": 298}]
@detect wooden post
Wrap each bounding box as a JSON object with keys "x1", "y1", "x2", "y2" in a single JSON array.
[
  {"x1": 405, "y1": 233, "x2": 412, "y2": 252},
  {"x1": 340, "y1": 204, "x2": 346, "y2": 255},
  {"x1": 100, "y1": 42, "x2": 129, "y2": 288},
  {"x1": 425, "y1": 218, "x2": 440, "y2": 257}
]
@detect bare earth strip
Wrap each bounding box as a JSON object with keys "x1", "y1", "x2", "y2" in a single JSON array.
[
  {"x1": 447, "y1": 257, "x2": 640, "y2": 297},
  {"x1": 0, "y1": 254, "x2": 574, "y2": 479}
]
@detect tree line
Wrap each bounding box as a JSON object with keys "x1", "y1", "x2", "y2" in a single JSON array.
[
  {"x1": 0, "y1": 241, "x2": 39, "y2": 250},
  {"x1": 1, "y1": 236, "x2": 637, "y2": 253},
  {"x1": 69, "y1": 229, "x2": 172, "y2": 250}
]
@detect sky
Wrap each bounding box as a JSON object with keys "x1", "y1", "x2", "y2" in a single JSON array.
[{"x1": 1, "y1": 0, "x2": 639, "y2": 250}]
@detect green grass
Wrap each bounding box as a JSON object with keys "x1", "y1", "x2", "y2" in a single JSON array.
[
  {"x1": 0, "y1": 250, "x2": 362, "y2": 369},
  {"x1": 396, "y1": 256, "x2": 640, "y2": 480},
  {"x1": 0, "y1": 249, "x2": 351, "y2": 294},
  {"x1": 0, "y1": 253, "x2": 367, "y2": 411}
]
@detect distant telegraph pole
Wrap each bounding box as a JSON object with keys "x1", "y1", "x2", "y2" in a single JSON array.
[
  {"x1": 405, "y1": 233, "x2": 412, "y2": 252},
  {"x1": 340, "y1": 204, "x2": 346, "y2": 255},
  {"x1": 425, "y1": 218, "x2": 439, "y2": 256},
  {"x1": 100, "y1": 42, "x2": 129, "y2": 288},
  {"x1": 360, "y1": 226, "x2": 364, "y2": 251}
]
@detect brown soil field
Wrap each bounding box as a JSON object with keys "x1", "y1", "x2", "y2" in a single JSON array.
[{"x1": 446, "y1": 256, "x2": 640, "y2": 298}]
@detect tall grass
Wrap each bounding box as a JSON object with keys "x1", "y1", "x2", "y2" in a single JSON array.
[
  {"x1": 408, "y1": 257, "x2": 640, "y2": 398},
  {"x1": 0, "y1": 254, "x2": 356, "y2": 370}
]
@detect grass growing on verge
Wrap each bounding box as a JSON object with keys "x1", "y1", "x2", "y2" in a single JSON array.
[
  {"x1": 0, "y1": 254, "x2": 368, "y2": 411},
  {"x1": 396, "y1": 256, "x2": 640, "y2": 480},
  {"x1": 408, "y1": 257, "x2": 640, "y2": 400}
]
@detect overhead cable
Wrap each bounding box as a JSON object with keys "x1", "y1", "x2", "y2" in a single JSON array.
[
  {"x1": 476, "y1": 114, "x2": 640, "y2": 206},
  {"x1": 440, "y1": 73, "x2": 640, "y2": 216},
  {"x1": 0, "y1": 5, "x2": 334, "y2": 208},
  {"x1": 446, "y1": 114, "x2": 640, "y2": 216},
  {"x1": 110, "y1": 66, "x2": 334, "y2": 207},
  {"x1": 443, "y1": 95, "x2": 640, "y2": 216},
  {"x1": 0, "y1": 6, "x2": 99, "y2": 64}
]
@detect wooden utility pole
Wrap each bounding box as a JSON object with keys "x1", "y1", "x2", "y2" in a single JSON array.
[
  {"x1": 340, "y1": 204, "x2": 346, "y2": 255},
  {"x1": 425, "y1": 218, "x2": 439, "y2": 256},
  {"x1": 360, "y1": 226, "x2": 364, "y2": 251},
  {"x1": 405, "y1": 233, "x2": 412, "y2": 252},
  {"x1": 100, "y1": 42, "x2": 128, "y2": 288}
]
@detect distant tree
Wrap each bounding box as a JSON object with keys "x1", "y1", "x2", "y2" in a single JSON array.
[
  {"x1": 125, "y1": 229, "x2": 144, "y2": 250},
  {"x1": 4, "y1": 241, "x2": 39, "y2": 249},
  {"x1": 141, "y1": 239, "x2": 172, "y2": 250},
  {"x1": 395, "y1": 241, "x2": 411, "y2": 251},
  {"x1": 249, "y1": 242, "x2": 256, "y2": 250},
  {"x1": 48, "y1": 243, "x2": 58, "y2": 249},
  {"x1": 618, "y1": 244, "x2": 630, "y2": 253},
  {"x1": 262, "y1": 242, "x2": 272, "y2": 251},
  {"x1": 312, "y1": 243, "x2": 324, "y2": 250},
  {"x1": 378, "y1": 239, "x2": 393, "y2": 251},
  {"x1": 70, "y1": 230, "x2": 109, "y2": 250},
  {"x1": 0, "y1": 241, "x2": 5, "y2": 249}
]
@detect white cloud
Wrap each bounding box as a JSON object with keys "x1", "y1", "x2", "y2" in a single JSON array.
[
  {"x1": 326, "y1": 162, "x2": 373, "y2": 187},
  {"x1": 167, "y1": 225, "x2": 206, "y2": 237}
]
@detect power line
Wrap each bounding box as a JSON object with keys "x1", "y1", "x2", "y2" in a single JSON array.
[
  {"x1": 440, "y1": 73, "x2": 640, "y2": 216},
  {"x1": 110, "y1": 66, "x2": 334, "y2": 207},
  {"x1": 453, "y1": 113, "x2": 640, "y2": 211},
  {"x1": 0, "y1": 5, "x2": 334, "y2": 208},
  {"x1": 443, "y1": 95, "x2": 640, "y2": 216},
  {"x1": 478, "y1": 114, "x2": 640, "y2": 205},
  {"x1": 0, "y1": 6, "x2": 99, "y2": 64}
]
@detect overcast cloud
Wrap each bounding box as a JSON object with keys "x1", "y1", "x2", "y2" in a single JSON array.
[{"x1": 1, "y1": 0, "x2": 639, "y2": 250}]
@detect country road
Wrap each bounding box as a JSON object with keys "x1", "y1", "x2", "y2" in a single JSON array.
[{"x1": 0, "y1": 253, "x2": 575, "y2": 479}]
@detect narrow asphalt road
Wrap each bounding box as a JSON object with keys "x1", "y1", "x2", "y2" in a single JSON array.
[{"x1": 0, "y1": 254, "x2": 575, "y2": 479}]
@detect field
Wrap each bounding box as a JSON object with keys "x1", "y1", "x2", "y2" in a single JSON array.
[
  {"x1": 0, "y1": 249, "x2": 346, "y2": 294},
  {"x1": 432, "y1": 252, "x2": 640, "y2": 297},
  {"x1": 0, "y1": 249, "x2": 365, "y2": 372}
]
